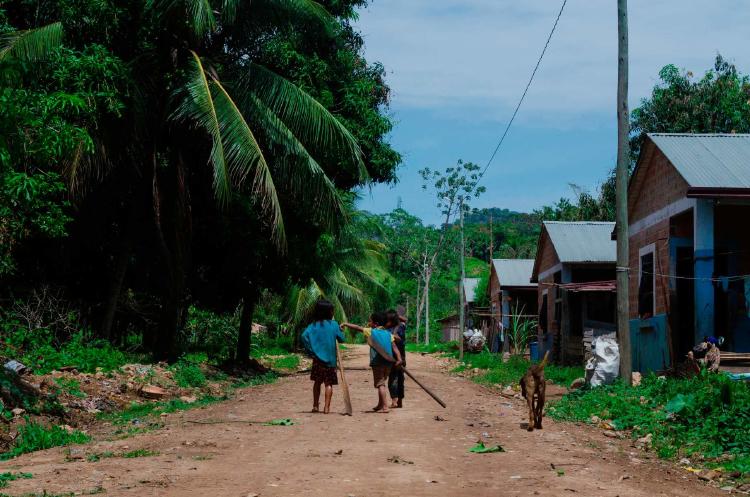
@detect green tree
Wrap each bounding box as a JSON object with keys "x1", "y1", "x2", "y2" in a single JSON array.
[{"x1": 0, "y1": 0, "x2": 380, "y2": 361}]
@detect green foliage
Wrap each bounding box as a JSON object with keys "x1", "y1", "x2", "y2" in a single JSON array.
[
  {"x1": 406, "y1": 341, "x2": 459, "y2": 354},
  {"x1": 1, "y1": 421, "x2": 90, "y2": 459},
  {"x1": 0, "y1": 327, "x2": 129, "y2": 375},
  {"x1": 455, "y1": 351, "x2": 582, "y2": 388},
  {"x1": 270, "y1": 354, "x2": 300, "y2": 370},
  {"x1": 120, "y1": 448, "x2": 159, "y2": 458},
  {"x1": 0, "y1": 472, "x2": 32, "y2": 488},
  {"x1": 183, "y1": 306, "x2": 240, "y2": 362},
  {"x1": 169, "y1": 360, "x2": 207, "y2": 388},
  {"x1": 548, "y1": 372, "x2": 750, "y2": 469}
]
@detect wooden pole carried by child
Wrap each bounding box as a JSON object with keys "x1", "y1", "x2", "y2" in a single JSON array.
[
  {"x1": 366, "y1": 336, "x2": 446, "y2": 409},
  {"x1": 335, "y1": 342, "x2": 353, "y2": 415}
]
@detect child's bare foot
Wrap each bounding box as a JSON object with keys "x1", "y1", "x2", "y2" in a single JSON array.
[
  {"x1": 379, "y1": 407, "x2": 390, "y2": 413},
  {"x1": 397, "y1": 398, "x2": 403, "y2": 408},
  {"x1": 323, "y1": 407, "x2": 330, "y2": 414},
  {"x1": 390, "y1": 401, "x2": 398, "y2": 408},
  {"x1": 312, "y1": 406, "x2": 319, "y2": 413},
  {"x1": 372, "y1": 404, "x2": 383, "y2": 412}
]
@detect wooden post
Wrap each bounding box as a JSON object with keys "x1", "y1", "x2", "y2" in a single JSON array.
[
  {"x1": 616, "y1": 0, "x2": 632, "y2": 383},
  {"x1": 459, "y1": 198, "x2": 466, "y2": 361},
  {"x1": 415, "y1": 273, "x2": 421, "y2": 343}
]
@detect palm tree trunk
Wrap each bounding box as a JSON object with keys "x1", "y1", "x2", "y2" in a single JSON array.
[
  {"x1": 153, "y1": 154, "x2": 191, "y2": 362},
  {"x1": 102, "y1": 202, "x2": 137, "y2": 341},
  {"x1": 236, "y1": 288, "x2": 259, "y2": 363}
]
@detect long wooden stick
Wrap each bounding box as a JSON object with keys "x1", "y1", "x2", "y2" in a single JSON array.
[
  {"x1": 401, "y1": 367, "x2": 446, "y2": 408},
  {"x1": 367, "y1": 337, "x2": 446, "y2": 409},
  {"x1": 336, "y1": 342, "x2": 353, "y2": 416}
]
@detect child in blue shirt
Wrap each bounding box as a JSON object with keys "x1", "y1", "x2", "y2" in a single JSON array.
[
  {"x1": 341, "y1": 311, "x2": 403, "y2": 413},
  {"x1": 301, "y1": 300, "x2": 345, "y2": 414}
]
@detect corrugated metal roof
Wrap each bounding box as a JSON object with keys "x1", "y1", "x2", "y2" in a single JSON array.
[
  {"x1": 649, "y1": 133, "x2": 750, "y2": 188},
  {"x1": 491, "y1": 259, "x2": 536, "y2": 288},
  {"x1": 463, "y1": 277, "x2": 480, "y2": 303},
  {"x1": 543, "y1": 221, "x2": 616, "y2": 263}
]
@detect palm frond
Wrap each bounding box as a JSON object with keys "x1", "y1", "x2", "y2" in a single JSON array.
[
  {"x1": 172, "y1": 51, "x2": 231, "y2": 200},
  {"x1": 248, "y1": 0, "x2": 336, "y2": 35},
  {"x1": 0, "y1": 22, "x2": 63, "y2": 62},
  {"x1": 242, "y1": 93, "x2": 344, "y2": 227},
  {"x1": 238, "y1": 63, "x2": 366, "y2": 181},
  {"x1": 211, "y1": 82, "x2": 285, "y2": 244},
  {"x1": 172, "y1": 51, "x2": 286, "y2": 245},
  {"x1": 148, "y1": 0, "x2": 216, "y2": 36}
]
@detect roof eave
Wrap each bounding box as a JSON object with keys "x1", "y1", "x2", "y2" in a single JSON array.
[{"x1": 686, "y1": 187, "x2": 750, "y2": 199}]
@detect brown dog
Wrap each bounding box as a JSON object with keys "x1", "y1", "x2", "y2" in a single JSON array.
[{"x1": 519, "y1": 351, "x2": 549, "y2": 431}]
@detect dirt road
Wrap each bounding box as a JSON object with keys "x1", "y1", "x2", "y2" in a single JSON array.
[{"x1": 0, "y1": 345, "x2": 727, "y2": 496}]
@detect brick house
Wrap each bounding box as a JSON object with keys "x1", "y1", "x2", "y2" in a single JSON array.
[
  {"x1": 488, "y1": 259, "x2": 537, "y2": 352},
  {"x1": 627, "y1": 133, "x2": 750, "y2": 372},
  {"x1": 531, "y1": 222, "x2": 617, "y2": 364}
]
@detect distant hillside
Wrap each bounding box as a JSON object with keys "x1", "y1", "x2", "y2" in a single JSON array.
[{"x1": 461, "y1": 208, "x2": 540, "y2": 261}]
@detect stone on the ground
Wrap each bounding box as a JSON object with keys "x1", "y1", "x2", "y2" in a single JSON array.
[
  {"x1": 11, "y1": 407, "x2": 25, "y2": 416},
  {"x1": 570, "y1": 377, "x2": 586, "y2": 390},
  {"x1": 139, "y1": 385, "x2": 168, "y2": 399}
]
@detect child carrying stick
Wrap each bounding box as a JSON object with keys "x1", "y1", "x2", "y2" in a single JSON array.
[
  {"x1": 341, "y1": 311, "x2": 403, "y2": 413},
  {"x1": 301, "y1": 300, "x2": 345, "y2": 414}
]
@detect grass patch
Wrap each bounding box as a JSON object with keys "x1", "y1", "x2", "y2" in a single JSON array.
[
  {"x1": 86, "y1": 449, "x2": 158, "y2": 462},
  {"x1": 0, "y1": 472, "x2": 32, "y2": 488},
  {"x1": 406, "y1": 341, "x2": 458, "y2": 354},
  {"x1": 1, "y1": 422, "x2": 90, "y2": 460},
  {"x1": 52, "y1": 378, "x2": 86, "y2": 398},
  {"x1": 170, "y1": 360, "x2": 207, "y2": 388},
  {"x1": 548, "y1": 372, "x2": 750, "y2": 473},
  {"x1": 102, "y1": 395, "x2": 225, "y2": 426},
  {"x1": 270, "y1": 355, "x2": 300, "y2": 370}
]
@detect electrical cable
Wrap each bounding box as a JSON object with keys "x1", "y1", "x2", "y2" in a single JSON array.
[{"x1": 480, "y1": 0, "x2": 568, "y2": 178}]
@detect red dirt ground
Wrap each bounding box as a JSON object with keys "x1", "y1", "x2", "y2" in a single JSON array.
[{"x1": 0, "y1": 345, "x2": 733, "y2": 496}]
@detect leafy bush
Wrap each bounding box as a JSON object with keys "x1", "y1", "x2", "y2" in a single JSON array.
[
  {"x1": 182, "y1": 306, "x2": 239, "y2": 361},
  {"x1": 170, "y1": 360, "x2": 207, "y2": 388},
  {"x1": 1, "y1": 329, "x2": 129, "y2": 375},
  {"x1": 1, "y1": 421, "x2": 90, "y2": 459},
  {"x1": 548, "y1": 372, "x2": 750, "y2": 471}
]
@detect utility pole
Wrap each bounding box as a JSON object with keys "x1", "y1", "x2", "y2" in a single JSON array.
[
  {"x1": 459, "y1": 198, "x2": 466, "y2": 361},
  {"x1": 424, "y1": 261, "x2": 430, "y2": 345},
  {"x1": 415, "y1": 274, "x2": 421, "y2": 343},
  {"x1": 616, "y1": 0, "x2": 632, "y2": 383},
  {"x1": 489, "y1": 212, "x2": 494, "y2": 262}
]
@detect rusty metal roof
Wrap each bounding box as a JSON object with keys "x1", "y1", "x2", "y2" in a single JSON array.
[{"x1": 649, "y1": 133, "x2": 750, "y2": 188}]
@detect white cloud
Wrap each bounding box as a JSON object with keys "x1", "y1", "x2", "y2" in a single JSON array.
[{"x1": 356, "y1": 0, "x2": 750, "y2": 126}]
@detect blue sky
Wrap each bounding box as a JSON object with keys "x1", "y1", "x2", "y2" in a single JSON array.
[{"x1": 353, "y1": 0, "x2": 750, "y2": 225}]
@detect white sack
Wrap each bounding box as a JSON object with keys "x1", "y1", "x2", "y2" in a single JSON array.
[{"x1": 586, "y1": 337, "x2": 620, "y2": 387}]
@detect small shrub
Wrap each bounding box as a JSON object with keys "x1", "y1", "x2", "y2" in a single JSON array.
[
  {"x1": 170, "y1": 360, "x2": 207, "y2": 388},
  {"x1": 2, "y1": 421, "x2": 90, "y2": 459}
]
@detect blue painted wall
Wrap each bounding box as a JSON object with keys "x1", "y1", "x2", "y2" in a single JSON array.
[{"x1": 630, "y1": 314, "x2": 670, "y2": 373}]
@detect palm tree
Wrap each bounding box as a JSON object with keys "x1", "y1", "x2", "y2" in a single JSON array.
[
  {"x1": 1, "y1": 0, "x2": 367, "y2": 360},
  {"x1": 286, "y1": 210, "x2": 389, "y2": 333}
]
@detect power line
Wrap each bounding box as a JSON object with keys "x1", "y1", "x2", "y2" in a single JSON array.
[{"x1": 480, "y1": 0, "x2": 568, "y2": 177}]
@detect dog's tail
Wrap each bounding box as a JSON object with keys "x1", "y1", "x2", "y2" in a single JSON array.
[{"x1": 538, "y1": 350, "x2": 550, "y2": 369}]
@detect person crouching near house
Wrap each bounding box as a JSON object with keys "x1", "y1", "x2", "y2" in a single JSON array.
[
  {"x1": 301, "y1": 299, "x2": 345, "y2": 414},
  {"x1": 341, "y1": 311, "x2": 403, "y2": 413}
]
